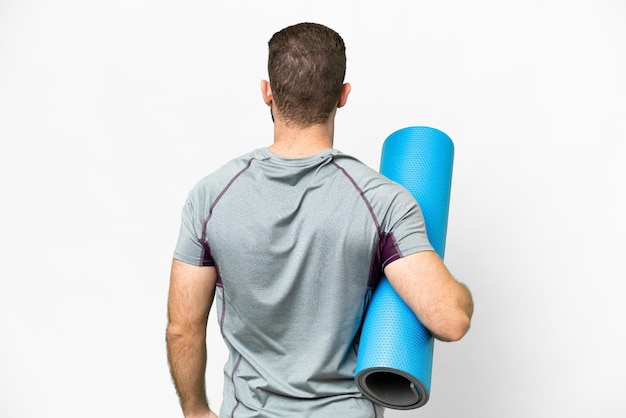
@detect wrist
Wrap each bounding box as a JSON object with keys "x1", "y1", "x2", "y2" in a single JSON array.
[
  {"x1": 183, "y1": 405, "x2": 211, "y2": 418},
  {"x1": 184, "y1": 407, "x2": 217, "y2": 418}
]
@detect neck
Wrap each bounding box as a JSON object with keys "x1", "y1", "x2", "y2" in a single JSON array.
[{"x1": 268, "y1": 115, "x2": 335, "y2": 158}]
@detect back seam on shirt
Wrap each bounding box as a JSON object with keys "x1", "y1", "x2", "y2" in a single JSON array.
[{"x1": 330, "y1": 157, "x2": 381, "y2": 231}]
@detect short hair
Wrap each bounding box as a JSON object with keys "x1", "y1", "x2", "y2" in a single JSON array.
[{"x1": 268, "y1": 22, "x2": 346, "y2": 127}]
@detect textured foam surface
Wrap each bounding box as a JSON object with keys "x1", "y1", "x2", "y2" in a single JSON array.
[
  {"x1": 379, "y1": 126, "x2": 454, "y2": 257},
  {"x1": 355, "y1": 126, "x2": 454, "y2": 409}
]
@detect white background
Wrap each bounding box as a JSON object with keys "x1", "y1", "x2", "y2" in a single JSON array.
[{"x1": 1, "y1": 1, "x2": 625, "y2": 417}]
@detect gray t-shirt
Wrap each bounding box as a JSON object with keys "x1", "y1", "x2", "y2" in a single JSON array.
[{"x1": 174, "y1": 147, "x2": 433, "y2": 417}]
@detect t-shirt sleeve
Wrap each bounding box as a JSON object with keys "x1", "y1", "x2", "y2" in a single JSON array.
[
  {"x1": 172, "y1": 192, "x2": 211, "y2": 266},
  {"x1": 380, "y1": 185, "x2": 434, "y2": 268}
]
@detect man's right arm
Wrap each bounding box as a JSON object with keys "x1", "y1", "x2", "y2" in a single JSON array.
[{"x1": 384, "y1": 250, "x2": 474, "y2": 342}]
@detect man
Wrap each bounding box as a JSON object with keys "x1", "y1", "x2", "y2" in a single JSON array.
[{"x1": 166, "y1": 22, "x2": 473, "y2": 418}]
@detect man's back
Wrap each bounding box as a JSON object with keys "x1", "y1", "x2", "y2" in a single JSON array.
[{"x1": 174, "y1": 147, "x2": 432, "y2": 417}]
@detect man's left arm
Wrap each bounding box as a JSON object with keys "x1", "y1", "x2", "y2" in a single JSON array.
[{"x1": 166, "y1": 258, "x2": 218, "y2": 418}]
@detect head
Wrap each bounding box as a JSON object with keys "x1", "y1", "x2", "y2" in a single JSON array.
[{"x1": 264, "y1": 22, "x2": 349, "y2": 127}]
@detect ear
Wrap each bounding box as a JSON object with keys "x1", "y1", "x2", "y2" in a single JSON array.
[
  {"x1": 337, "y1": 83, "x2": 351, "y2": 108},
  {"x1": 260, "y1": 80, "x2": 273, "y2": 106}
]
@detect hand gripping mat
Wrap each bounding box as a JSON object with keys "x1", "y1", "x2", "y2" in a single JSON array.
[{"x1": 355, "y1": 126, "x2": 454, "y2": 409}]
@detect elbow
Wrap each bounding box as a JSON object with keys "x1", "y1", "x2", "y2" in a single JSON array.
[
  {"x1": 165, "y1": 324, "x2": 184, "y2": 344},
  {"x1": 433, "y1": 313, "x2": 472, "y2": 342},
  {"x1": 165, "y1": 322, "x2": 204, "y2": 343},
  {"x1": 448, "y1": 315, "x2": 472, "y2": 342},
  {"x1": 165, "y1": 321, "x2": 206, "y2": 342},
  {"x1": 437, "y1": 287, "x2": 474, "y2": 342}
]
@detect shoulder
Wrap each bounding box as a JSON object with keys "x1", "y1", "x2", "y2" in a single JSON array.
[
  {"x1": 330, "y1": 150, "x2": 409, "y2": 194},
  {"x1": 331, "y1": 150, "x2": 422, "y2": 225},
  {"x1": 330, "y1": 151, "x2": 381, "y2": 183},
  {"x1": 191, "y1": 149, "x2": 261, "y2": 191},
  {"x1": 184, "y1": 149, "x2": 262, "y2": 207}
]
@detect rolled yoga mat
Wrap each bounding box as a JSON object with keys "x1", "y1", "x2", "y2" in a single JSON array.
[{"x1": 355, "y1": 126, "x2": 454, "y2": 409}]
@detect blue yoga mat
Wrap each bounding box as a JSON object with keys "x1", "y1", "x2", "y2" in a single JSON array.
[{"x1": 355, "y1": 126, "x2": 454, "y2": 409}]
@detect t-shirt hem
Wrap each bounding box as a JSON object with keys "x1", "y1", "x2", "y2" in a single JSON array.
[
  {"x1": 382, "y1": 243, "x2": 435, "y2": 268},
  {"x1": 172, "y1": 252, "x2": 204, "y2": 266}
]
